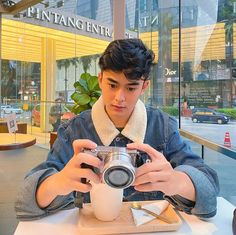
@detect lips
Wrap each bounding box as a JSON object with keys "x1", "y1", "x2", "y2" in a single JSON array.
[{"x1": 112, "y1": 105, "x2": 125, "y2": 110}]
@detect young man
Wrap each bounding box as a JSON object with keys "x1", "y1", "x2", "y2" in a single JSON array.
[{"x1": 15, "y1": 39, "x2": 219, "y2": 220}]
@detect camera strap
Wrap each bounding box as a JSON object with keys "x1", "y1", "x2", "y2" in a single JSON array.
[
  {"x1": 74, "y1": 176, "x2": 87, "y2": 208},
  {"x1": 74, "y1": 163, "x2": 90, "y2": 208},
  {"x1": 74, "y1": 191, "x2": 84, "y2": 208}
]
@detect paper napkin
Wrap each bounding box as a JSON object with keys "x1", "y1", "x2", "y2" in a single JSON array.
[{"x1": 131, "y1": 200, "x2": 169, "y2": 226}]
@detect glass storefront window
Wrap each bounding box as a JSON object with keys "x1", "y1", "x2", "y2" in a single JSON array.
[
  {"x1": 0, "y1": 5, "x2": 111, "y2": 134},
  {"x1": 137, "y1": 0, "x2": 235, "y2": 150},
  {"x1": 0, "y1": 0, "x2": 235, "y2": 148},
  {"x1": 1, "y1": 60, "x2": 40, "y2": 102}
]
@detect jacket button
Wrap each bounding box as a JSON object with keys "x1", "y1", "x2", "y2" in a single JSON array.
[{"x1": 115, "y1": 137, "x2": 120, "y2": 142}]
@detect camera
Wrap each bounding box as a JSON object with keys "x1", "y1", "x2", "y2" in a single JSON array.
[{"x1": 83, "y1": 146, "x2": 138, "y2": 189}]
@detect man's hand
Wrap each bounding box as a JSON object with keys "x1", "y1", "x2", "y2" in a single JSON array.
[
  {"x1": 54, "y1": 139, "x2": 102, "y2": 195},
  {"x1": 127, "y1": 143, "x2": 196, "y2": 201},
  {"x1": 36, "y1": 139, "x2": 102, "y2": 208}
]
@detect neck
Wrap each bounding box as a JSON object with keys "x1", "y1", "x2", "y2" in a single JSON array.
[{"x1": 104, "y1": 107, "x2": 129, "y2": 128}]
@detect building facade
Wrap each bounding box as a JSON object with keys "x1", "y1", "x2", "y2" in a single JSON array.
[{"x1": 0, "y1": 0, "x2": 236, "y2": 131}]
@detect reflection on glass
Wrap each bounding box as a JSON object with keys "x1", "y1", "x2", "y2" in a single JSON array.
[{"x1": 0, "y1": 0, "x2": 235, "y2": 149}]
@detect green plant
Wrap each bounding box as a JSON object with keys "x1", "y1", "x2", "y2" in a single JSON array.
[
  {"x1": 70, "y1": 72, "x2": 101, "y2": 114},
  {"x1": 159, "y1": 106, "x2": 179, "y2": 117},
  {"x1": 216, "y1": 108, "x2": 236, "y2": 120}
]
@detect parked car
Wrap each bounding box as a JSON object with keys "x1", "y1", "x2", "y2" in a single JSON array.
[
  {"x1": 0, "y1": 105, "x2": 11, "y2": 112},
  {"x1": 0, "y1": 105, "x2": 23, "y2": 114},
  {"x1": 191, "y1": 108, "x2": 230, "y2": 124},
  {"x1": 192, "y1": 107, "x2": 215, "y2": 114},
  {"x1": 32, "y1": 104, "x2": 75, "y2": 127}
]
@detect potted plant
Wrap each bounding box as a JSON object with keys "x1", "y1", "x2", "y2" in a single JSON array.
[{"x1": 70, "y1": 72, "x2": 101, "y2": 114}]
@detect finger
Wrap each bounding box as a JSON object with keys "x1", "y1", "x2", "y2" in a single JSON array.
[
  {"x1": 134, "y1": 171, "x2": 170, "y2": 186},
  {"x1": 73, "y1": 139, "x2": 97, "y2": 155},
  {"x1": 134, "y1": 182, "x2": 166, "y2": 193},
  {"x1": 74, "y1": 181, "x2": 92, "y2": 193},
  {"x1": 77, "y1": 168, "x2": 101, "y2": 184},
  {"x1": 127, "y1": 143, "x2": 164, "y2": 161},
  {"x1": 75, "y1": 153, "x2": 102, "y2": 170},
  {"x1": 135, "y1": 161, "x2": 170, "y2": 178},
  {"x1": 69, "y1": 167, "x2": 101, "y2": 184}
]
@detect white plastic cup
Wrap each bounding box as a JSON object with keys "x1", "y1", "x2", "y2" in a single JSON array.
[{"x1": 90, "y1": 183, "x2": 123, "y2": 221}]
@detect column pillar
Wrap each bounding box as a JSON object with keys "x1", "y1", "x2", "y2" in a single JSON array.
[
  {"x1": 113, "y1": 0, "x2": 125, "y2": 40},
  {"x1": 0, "y1": 13, "x2": 2, "y2": 113},
  {"x1": 41, "y1": 37, "x2": 56, "y2": 132}
]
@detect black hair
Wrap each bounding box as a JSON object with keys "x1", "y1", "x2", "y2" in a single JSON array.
[{"x1": 98, "y1": 38, "x2": 155, "y2": 81}]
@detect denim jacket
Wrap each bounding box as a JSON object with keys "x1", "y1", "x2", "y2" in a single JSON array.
[{"x1": 15, "y1": 102, "x2": 219, "y2": 221}]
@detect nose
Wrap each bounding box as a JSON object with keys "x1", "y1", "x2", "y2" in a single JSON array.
[{"x1": 115, "y1": 88, "x2": 125, "y2": 103}]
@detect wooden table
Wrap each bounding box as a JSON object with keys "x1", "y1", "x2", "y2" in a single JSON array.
[
  {"x1": 14, "y1": 197, "x2": 235, "y2": 235},
  {"x1": 0, "y1": 133, "x2": 36, "y2": 150}
]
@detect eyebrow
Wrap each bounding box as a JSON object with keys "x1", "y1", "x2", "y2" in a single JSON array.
[{"x1": 107, "y1": 77, "x2": 141, "y2": 86}]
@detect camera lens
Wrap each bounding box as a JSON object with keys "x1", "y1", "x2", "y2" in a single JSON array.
[
  {"x1": 102, "y1": 151, "x2": 135, "y2": 189},
  {"x1": 103, "y1": 166, "x2": 134, "y2": 188}
]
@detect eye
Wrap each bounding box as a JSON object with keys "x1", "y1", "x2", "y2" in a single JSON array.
[
  {"x1": 127, "y1": 87, "x2": 137, "y2": 92},
  {"x1": 109, "y1": 83, "x2": 117, "y2": 89}
]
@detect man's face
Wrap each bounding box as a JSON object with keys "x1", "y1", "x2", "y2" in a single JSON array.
[{"x1": 98, "y1": 70, "x2": 149, "y2": 127}]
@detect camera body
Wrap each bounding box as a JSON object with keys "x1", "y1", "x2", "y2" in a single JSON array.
[{"x1": 84, "y1": 146, "x2": 138, "y2": 189}]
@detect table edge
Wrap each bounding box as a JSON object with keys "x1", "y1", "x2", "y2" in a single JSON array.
[{"x1": 0, "y1": 138, "x2": 36, "y2": 150}]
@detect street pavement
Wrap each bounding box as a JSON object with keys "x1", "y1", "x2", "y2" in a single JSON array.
[{"x1": 179, "y1": 117, "x2": 236, "y2": 150}]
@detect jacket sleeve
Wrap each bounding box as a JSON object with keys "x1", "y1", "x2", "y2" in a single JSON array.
[
  {"x1": 164, "y1": 117, "x2": 220, "y2": 219},
  {"x1": 15, "y1": 124, "x2": 77, "y2": 221}
]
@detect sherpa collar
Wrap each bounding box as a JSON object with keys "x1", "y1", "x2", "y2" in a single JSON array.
[{"x1": 91, "y1": 96, "x2": 147, "y2": 146}]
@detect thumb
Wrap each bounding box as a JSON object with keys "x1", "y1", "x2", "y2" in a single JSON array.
[{"x1": 72, "y1": 139, "x2": 97, "y2": 155}]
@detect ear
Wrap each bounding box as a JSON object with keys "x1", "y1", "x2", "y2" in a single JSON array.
[
  {"x1": 141, "y1": 80, "x2": 150, "y2": 94},
  {"x1": 98, "y1": 72, "x2": 103, "y2": 88}
]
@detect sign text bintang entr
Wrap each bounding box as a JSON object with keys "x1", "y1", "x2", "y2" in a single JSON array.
[{"x1": 26, "y1": 7, "x2": 112, "y2": 38}]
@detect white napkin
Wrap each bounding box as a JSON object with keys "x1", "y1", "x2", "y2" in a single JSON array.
[{"x1": 131, "y1": 200, "x2": 169, "y2": 226}]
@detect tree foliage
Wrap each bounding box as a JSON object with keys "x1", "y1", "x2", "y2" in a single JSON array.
[{"x1": 218, "y1": 0, "x2": 236, "y2": 43}]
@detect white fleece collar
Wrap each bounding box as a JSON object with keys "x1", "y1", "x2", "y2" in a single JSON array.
[{"x1": 91, "y1": 96, "x2": 147, "y2": 146}]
